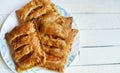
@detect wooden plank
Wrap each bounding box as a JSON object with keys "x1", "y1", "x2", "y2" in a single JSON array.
[
  {"x1": 71, "y1": 46, "x2": 120, "y2": 65},
  {"x1": 65, "y1": 65, "x2": 120, "y2": 73},
  {"x1": 52, "y1": 0, "x2": 120, "y2": 13},
  {"x1": 1, "y1": 14, "x2": 120, "y2": 30},
  {"x1": 0, "y1": 0, "x2": 30, "y2": 14},
  {"x1": 79, "y1": 30, "x2": 120, "y2": 46},
  {"x1": 1, "y1": 49, "x2": 120, "y2": 73},
  {"x1": 1, "y1": 0, "x2": 120, "y2": 14},
  {"x1": 72, "y1": 14, "x2": 120, "y2": 30}
]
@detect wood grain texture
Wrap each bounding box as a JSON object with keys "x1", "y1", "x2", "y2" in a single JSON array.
[
  {"x1": 65, "y1": 64, "x2": 120, "y2": 73},
  {"x1": 1, "y1": 0, "x2": 120, "y2": 14},
  {"x1": 80, "y1": 30, "x2": 120, "y2": 46},
  {"x1": 79, "y1": 46, "x2": 120, "y2": 65},
  {"x1": 0, "y1": 0, "x2": 120, "y2": 73},
  {"x1": 53, "y1": 0, "x2": 120, "y2": 13},
  {"x1": 72, "y1": 14, "x2": 120, "y2": 29},
  {"x1": 0, "y1": 0, "x2": 30, "y2": 14}
]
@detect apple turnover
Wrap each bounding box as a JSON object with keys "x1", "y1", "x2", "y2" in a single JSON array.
[
  {"x1": 5, "y1": 21, "x2": 46, "y2": 72},
  {"x1": 36, "y1": 13, "x2": 78, "y2": 72},
  {"x1": 16, "y1": 0, "x2": 58, "y2": 23},
  {"x1": 6, "y1": 0, "x2": 79, "y2": 73}
]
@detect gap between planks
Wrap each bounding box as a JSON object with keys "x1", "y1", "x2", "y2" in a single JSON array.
[{"x1": 1, "y1": 0, "x2": 120, "y2": 14}]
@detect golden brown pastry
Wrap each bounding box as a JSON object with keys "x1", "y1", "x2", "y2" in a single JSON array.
[
  {"x1": 37, "y1": 14, "x2": 78, "y2": 72},
  {"x1": 16, "y1": 0, "x2": 58, "y2": 23},
  {"x1": 12, "y1": 0, "x2": 79, "y2": 73},
  {"x1": 33, "y1": 6, "x2": 78, "y2": 72},
  {"x1": 39, "y1": 29, "x2": 78, "y2": 72},
  {"x1": 36, "y1": 11, "x2": 73, "y2": 28},
  {"x1": 5, "y1": 21, "x2": 46, "y2": 72}
]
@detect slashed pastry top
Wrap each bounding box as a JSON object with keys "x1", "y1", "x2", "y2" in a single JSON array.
[
  {"x1": 5, "y1": 21, "x2": 46, "y2": 72},
  {"x1": 36, "y1": 11, "x2": 73, "y2": 28},
  {"x1": 7, "y1": 0, "x2": 79, "y2": 73},
  {"x1": 36, "y1": 11, "x2": 78, "y2": 72},
  {"x1": 39, "y1": 29, "x2": 78, "y2": 72},
  {"x1": 16, "y1": 0, "x2": 58, "y2": 23}
]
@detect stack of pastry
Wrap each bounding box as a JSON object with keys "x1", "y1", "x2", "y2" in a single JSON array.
[{"x1": 5, "y1": 0, "x2": 78, "y2": 73}]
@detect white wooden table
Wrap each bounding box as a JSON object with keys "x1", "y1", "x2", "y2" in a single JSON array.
[{"x1": 0, "y1": 0, "x2": 120, "y2": 73}]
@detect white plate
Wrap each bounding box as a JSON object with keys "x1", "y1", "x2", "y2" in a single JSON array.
[{"x1": 0, "y1": 5, "x2": 80, "y2": 73}]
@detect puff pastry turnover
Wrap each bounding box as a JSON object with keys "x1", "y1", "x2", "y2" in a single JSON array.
[
  {"x1": 16, "y1": 0, "x2": 58, "y2": 23},
  {"x1": 7, "y1": 0, "x2": 79, "y2": 73},
  {"x1": 5, "y1": 21, "x2": 45, "y2": 72},
  {"x1": 38, "y1": 25, "x2": 78, "y2": 73},
  {"x1": 39, "y1": 29, "x2": 78, "y2": 72},
  {"x1": 36, "y1": 11, "x2": 78, "y2": 72}
]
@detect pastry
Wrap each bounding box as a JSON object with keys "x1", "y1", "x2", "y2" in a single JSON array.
[
  {"x1": 6, "y1": 0, "x2": 79, "y2": 73},
  {"x1": 36, "y1": 11, "x2": 78, "y2": 72},
  {"x1": 5, "y1": 21, "x2": 45, "y2": 72},
  {"x1": 39, "y1": 29, "x2": 78, "y2": 72},
  {"x1": 36, "y1": 11, "x2": 73, "y2": 28},
  {"x1": 16, "y1": 0, "x2": 58, "y2": 23}
]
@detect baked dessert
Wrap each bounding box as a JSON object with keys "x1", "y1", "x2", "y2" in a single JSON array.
[
  {"x1": 8, "y1": 0, "x2": 79, "y2": 73},
  {"x1": 34, "y1": 10, "x2": 78, "y2": 72},
  {"x1": 5, "y1": 21, "x2": 46, "y2": 72},
  {"x1": 16, "y1": 0, "x2": 58, "y2": 23},
  {"x1": 16, "y1": 0, "x2": 72, "y2": 26},
  {"x1": 36, "y1": 11, "x2": 73, "y2": 28},
  {"x1": 39, "y1": 29, "x2": 78, "y2": 72}
]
